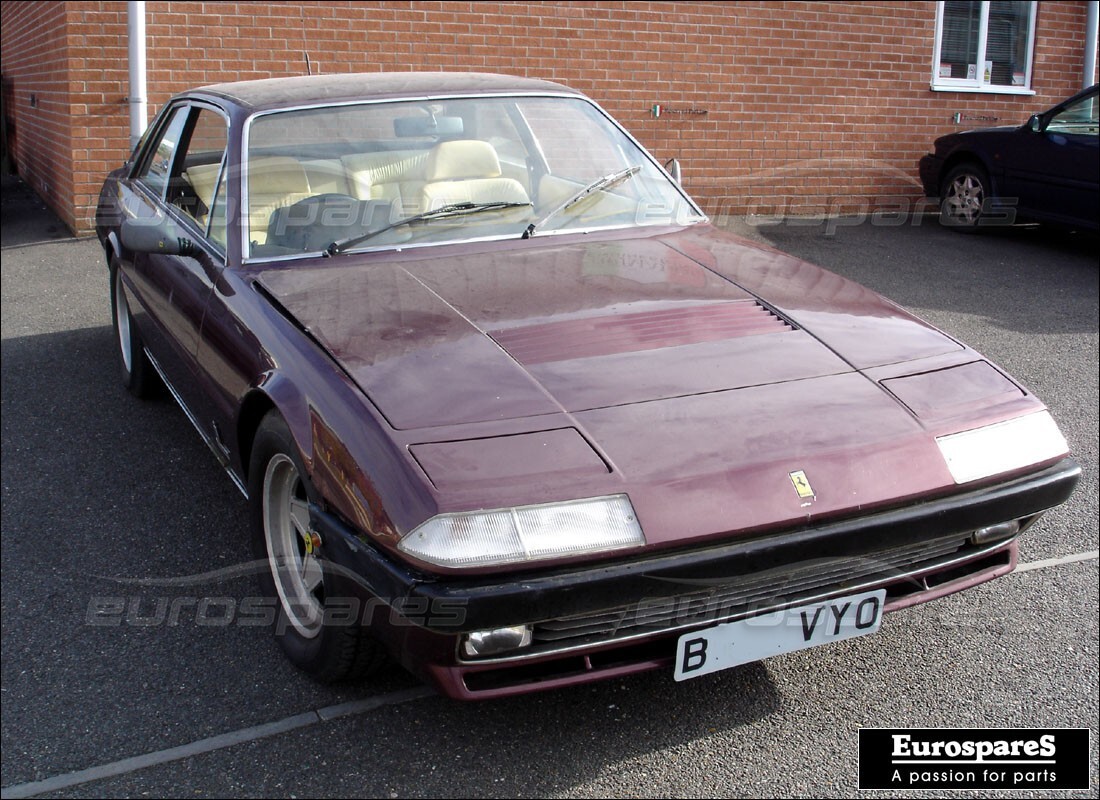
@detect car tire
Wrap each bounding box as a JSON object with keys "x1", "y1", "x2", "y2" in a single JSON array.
[
  {"x1": 109, "y1": 257, "x2": 161, "y2": 398},
  {"x1": 249, "y1": 411, "x2": 387, "y2": 683},
  {"x1": 939, "y1": 163, "x2": 990, "y2": 232}
]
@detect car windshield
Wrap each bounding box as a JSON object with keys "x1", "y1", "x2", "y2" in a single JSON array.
[{"x1": 244, "y1": 95, "x2": 702, "y2": 258}]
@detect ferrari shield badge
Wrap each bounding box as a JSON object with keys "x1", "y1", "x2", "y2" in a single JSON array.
[{"x1": 789, "y1": 469, "x2": 815, "y2": 500}]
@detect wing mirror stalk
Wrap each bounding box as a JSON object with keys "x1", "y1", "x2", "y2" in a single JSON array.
[{"x1": 664, "y1": 157, "x2": 682, "y2": 184}]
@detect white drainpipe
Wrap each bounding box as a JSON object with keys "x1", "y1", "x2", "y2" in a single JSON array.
[
  {"x1": 128, "y1": 1, "x2": 148, "y2": 149},
  {"x1": 1086, "y1": 1, "x2": 1099, "y2": 89}
]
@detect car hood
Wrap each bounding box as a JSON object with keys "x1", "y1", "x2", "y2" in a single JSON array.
[
  {"x1": 254, "y1": 226, "x2": 961, "y2": 430},
  {"x1": 935, "y1": 125, "x2": 1022, "y2": 150},
  {"x1": 958, "y1": 125, "x2": 1021, "y2": 136}
]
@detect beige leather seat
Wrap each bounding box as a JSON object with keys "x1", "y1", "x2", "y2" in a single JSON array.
[
  {"x1": 420, "y1": 140, "x2": 529, "y2": 211},
  {"x1": 300, "y1": 159, "x2": 353, "y2": 196},
  {"x1": 247, "y1": 156, "x2": 312, "y2": 244},
  {"x1": 342, "y1": 150, "x2": 430, "y2": 215},
  {"x1": 183, "y1": 162, "x2": 221, "y2": 218}
]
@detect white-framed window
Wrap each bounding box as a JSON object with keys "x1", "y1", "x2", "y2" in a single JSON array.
[{"x1": 931, "y1": 1, "x2": 1037, "y2": 94}]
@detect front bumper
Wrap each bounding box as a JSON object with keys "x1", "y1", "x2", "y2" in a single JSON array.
[
  {"x1": 918, "y1": 153, "x2": 943, "y2": 197},
  {"x1": 311, "y1": 458, "x2": 1079, "y2": 698}
]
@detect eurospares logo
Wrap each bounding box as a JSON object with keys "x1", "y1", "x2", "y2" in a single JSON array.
[{"x1": 858, "y1": 728, "x2": 1091, "y2": 790}]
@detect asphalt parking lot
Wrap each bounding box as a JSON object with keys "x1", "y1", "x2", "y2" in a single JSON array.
[{"x1": 1, "y1": 175, "x2": 1097, "y2": 799}]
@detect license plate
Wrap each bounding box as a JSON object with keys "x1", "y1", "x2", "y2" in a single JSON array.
[{"x1": 674, "y1": 588, "x2": 886, "y2": 681}]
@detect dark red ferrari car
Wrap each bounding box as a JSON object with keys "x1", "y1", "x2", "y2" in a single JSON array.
[{"x1": 97, "y1": 73, "x2": 1078, "y2": 699}]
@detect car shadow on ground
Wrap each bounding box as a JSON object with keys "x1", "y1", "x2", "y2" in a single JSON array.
[
  {"x1": 0, "y1": 323, "x2": 783, "y2": 790},
  {"x1": 0, "y1": 324, "x2": 423, "y2": 781}
]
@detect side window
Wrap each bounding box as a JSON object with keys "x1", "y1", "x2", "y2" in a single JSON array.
[
  {"x1": 1047, "y1": 93, "x2": 1099, "y2": 137},
  {"x1": 136, "y1": 105, "x2": 190, "y2": 199},
  {"x1": 177, "y1": 108, "x2": 229, "y2": 246},
  {"x1": 206, "y1": 166, "x2": 229, "y2": 249},
  {"x1": 135, "y1": 104, "x2": 229, "y2": 248},
  {"x1": 474, "y1": 101, "x2": 527, "y2": 163},
  {"x1": 470, "y1": 100, "x2": 532, "y2": 193},
  {"x1": 522, "y1": 100, "x2": 627, "y2": 182}
]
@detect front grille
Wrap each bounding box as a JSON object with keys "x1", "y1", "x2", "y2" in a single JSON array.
[
  {"x1": 532, "y1": 533, "x2": 971, "y2": 648},
  {"x1": 458, "y1": 545, "x2": 1015, "y2": 693}
]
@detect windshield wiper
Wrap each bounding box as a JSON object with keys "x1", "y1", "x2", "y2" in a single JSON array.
[
  {"x1": 522, "y1": 165, "x2": 641, "y2": 239},
  {"x1": 326, "y1": 201, "x2": 532, "y2": 256}
]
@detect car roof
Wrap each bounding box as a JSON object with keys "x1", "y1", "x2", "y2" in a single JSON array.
[{"x1": 192, "y1": 72, "x2": 581, "y2": 111}]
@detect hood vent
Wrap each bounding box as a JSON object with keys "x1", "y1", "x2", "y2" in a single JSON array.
[{"x1": 490, "y1": 300, "x2": 793, "y2": 365}]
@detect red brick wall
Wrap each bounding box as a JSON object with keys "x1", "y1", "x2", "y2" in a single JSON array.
[
  {"x1": 2, "y1": 1, "x2": 1094, "y2": 234},
  {"x1": 1, "y1": 1, "x2": 75, "y2": 231},
  {"x1": 65, "y1": 2, "x2": 130, "y2": 237}
]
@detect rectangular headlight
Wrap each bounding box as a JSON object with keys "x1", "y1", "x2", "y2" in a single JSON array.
[
  {"x1": 936, "y1": 410, "x2": 1068, "y2": 484},
  {"x1": 397, "y1": 494, "x2": 644, "y2": 568}
]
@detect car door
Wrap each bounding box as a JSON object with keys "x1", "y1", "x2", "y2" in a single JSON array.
[
  {"x1": 122, "y1": 101, "x2": 230, "y2": 425},
  {"x1": 1002, "y1": 88, "x2": 1099, "y2": 227}
]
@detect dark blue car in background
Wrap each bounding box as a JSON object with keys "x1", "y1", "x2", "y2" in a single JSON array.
[{"x1": 920, "y1": 84, "x2": 1098, "y2": 232}]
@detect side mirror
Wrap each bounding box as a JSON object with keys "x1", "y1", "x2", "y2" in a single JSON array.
[
  {"x1": 121, "y1": 216, "x2": 196, "y2": 256},
  {"x1": 1027, "y1": 114, "x2": 1043, "y2": 133},
  {"x1": 664, "y1": 157, "x2": 682, "y2": 184}
]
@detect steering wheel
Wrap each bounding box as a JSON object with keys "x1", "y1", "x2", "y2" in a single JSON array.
[{"x1": 268, "y1": 194, "x2": 369, "y2": 252}]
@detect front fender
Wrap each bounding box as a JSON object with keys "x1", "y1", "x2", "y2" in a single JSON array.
[{"x1": 235, "y1": 367, "x2": 413, "y2": 549}]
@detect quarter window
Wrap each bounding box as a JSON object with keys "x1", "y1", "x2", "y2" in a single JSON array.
[
  {"x1": 136, "y1": 105, "x2": 190, "y2": 199},
  {"x1": 135, "y1": 104, "x2": 229, "y2": 249},
  {"x1": 932, "y1": 1, "x2": 1036, "y2": 94},
  {"x1": 178, "y1": 109, "x2": 229, "y2": 247}
]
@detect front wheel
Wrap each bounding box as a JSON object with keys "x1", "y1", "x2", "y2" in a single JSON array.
[
  {"x1": 109, "y1": 257, "x2": 160, "y2": 398},
  {"x1": 249, "y1": 411, "x2": 386, "y2": 683},
  {"x1": 939, "y1": 164, "x2": 990, "y2": 231}
]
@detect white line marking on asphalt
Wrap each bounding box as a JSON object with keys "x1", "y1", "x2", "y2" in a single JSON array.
[
  {"x1": 0, "y1": 686, "x2": 434, "y2": 799},
  {"x1": 1014, "y1": 549, "x2": 1099, "y2": 573}
]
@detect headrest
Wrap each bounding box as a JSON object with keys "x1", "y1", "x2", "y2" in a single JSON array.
[
  {"x1": 248, "y1": 156, "x2": 310, "y2": 195},
  {"x1": 424, "y1": 140, "x2": 502, "y2": 182}
]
